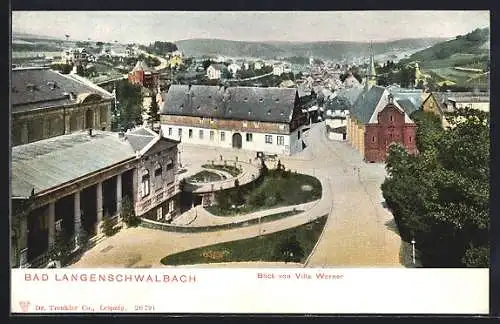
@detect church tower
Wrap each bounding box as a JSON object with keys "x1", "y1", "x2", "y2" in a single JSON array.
[{"x1": 365, "y1": 42, "x2": 377, "y2": 88}]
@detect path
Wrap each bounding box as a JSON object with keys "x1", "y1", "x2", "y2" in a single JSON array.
[{"x1": 71, "y1": 122, "x2": 403, "y2": 268}]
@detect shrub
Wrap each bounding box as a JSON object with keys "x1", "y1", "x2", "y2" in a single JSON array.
[
  {"x1": 121, "y1": 196, "x2": 140, "y2": 227},
  {"x1": 101, "y1": 216, "x2": 115, "y2": 237}
]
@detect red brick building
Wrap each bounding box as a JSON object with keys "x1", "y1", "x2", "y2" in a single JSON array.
[
  {"x1": 347, "y1": 85, "x2": 418, "y2": 163},
  {"x1": 128, "y1": 60, "x2": 159, "y2": 89}
]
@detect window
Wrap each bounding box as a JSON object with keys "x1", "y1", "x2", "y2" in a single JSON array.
[
  {"x1": 246, "y1": 133, "x2": 253, "y2": 142},
  {"x1": 154, "y1": 164, "x2": 162, "y2": 177},
  {"x1": 210, "y1": 130, "x2": 214, "y2": 141},
  {"x1": 199, "y1": 129, "x2": 204, "y2": 139},
  {"x1": 298, "y1": 130, "x2": 301, "y2": 140},
  {"x1": 141, "y1": 169, "x2": 150, "y2": 198},
  {"x1": 178, "y1": 128, "x2": 182, "y2": 137},
  {"x1": 409, "y1": 136, "x2": 412, "y2": 143},
  {"x1": 166, "y1": 159, "x2": 174, "y2": 171},
  {"x1": 390, "y1": 115, "x2": 393, "y2": 122},
  {"x1": 277, "y1": 136, "x2": 285, "y2": 146},
  {"x1": 168, "y1": 127, "x2": 172, "y2": 136},
  {"x1": 55, "y1": 219, "x2": 63, "y2": 233},
  {"x1": 169, "y1": 200, "x2": 175, "y2": 212},
  {"x1": 221, "y1": 131, "x2": 225, "y2": 141},
  {"x1": 265, "y1": 135, "x2": 273, "y2": 144},
  {"x1": 188, "y1": 129, "x2": 193, "y2": 138},
  {"x1": 156, "y1": 207, "x2": 163, "y2": 221},
  {"x1": 372, "y1": 136, "x2": 375, "y2": 143}
]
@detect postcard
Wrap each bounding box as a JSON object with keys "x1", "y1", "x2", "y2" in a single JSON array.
[{"x1": 10, "y1": 10, "x2": 490, "y2": 314}]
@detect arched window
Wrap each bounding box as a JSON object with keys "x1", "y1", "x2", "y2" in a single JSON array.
[{"x1": 141, "y1": 169, "x2": 150, "y2": 198}]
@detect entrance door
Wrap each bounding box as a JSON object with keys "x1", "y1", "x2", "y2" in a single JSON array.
[
  {"x1": 85, "y1": 109, "x2": 94, "y2": 129},
  {"x1": 232, "y1": 133, "x2": 242, "y2": 149}
]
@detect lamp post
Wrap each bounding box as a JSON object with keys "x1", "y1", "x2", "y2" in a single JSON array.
[{"x1": 411, "y1": 238, "x2": 416, "y2": 265}]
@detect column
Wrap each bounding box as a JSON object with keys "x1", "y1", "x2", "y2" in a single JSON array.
[
  {"x1": 116, "y1": 173, "x2": 122, "y2": 218},
  {"x1": 48, "y1": 202, "x2": 55, "y2": 248},
  {"x1": 132, "y1": 169, "x2": 138, "y2": 205},
  {"x1": 96, "y1": 182, "x2": 103, "y2": 232},
  {"x1": 64, "y1": 113, "x2": 71, "y2": 134},
  {"x1": 74, "y1": 191, "x2": 81, "y2": 247},
  {"x1": 21, "y1": 122, "x2": 29, "y2": 144},
  {"x1": 19, "y1": 216, "x2": 29, "y2": 267}
]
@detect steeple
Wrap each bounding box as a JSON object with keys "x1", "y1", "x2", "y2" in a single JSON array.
[{"x1": 367, "y1": 41, "x2": 377, "y2": 88}]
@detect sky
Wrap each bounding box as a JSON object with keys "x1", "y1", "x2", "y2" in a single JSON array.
[{"x1": 12, "y1": 11, "x2": 490, "y2": 44}]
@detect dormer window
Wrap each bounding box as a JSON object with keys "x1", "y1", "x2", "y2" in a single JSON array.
[
  {"x1": 244, "y1": 97, "x2": 248, "y2": 101},
  {"x1": 259, "y1": 98, "x2": 264, "y2": 103},
  {"x1": 197, "y1": 106, "x2": 201, "y2": 110},
  {"x1": 275, "y1": 98, "x2": 280, "y2": 102},
  {"x1": 267, "y1": 110, "x2": 271, "y2": 116},
  {"x1": 180, "y1": 104, "x2": 184, "y2": 110},
  {"x1": 248, "y1": 110, "x2": 252, "y2": 115}
]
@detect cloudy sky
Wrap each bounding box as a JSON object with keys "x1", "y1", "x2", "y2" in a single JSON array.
[{"x1": 12, "y1": 11, "x2": 490, "y2": 44}]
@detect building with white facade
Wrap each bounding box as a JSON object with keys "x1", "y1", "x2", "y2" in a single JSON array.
[
  {"x1": 273, "y1": 64, "x2": 285, "y2": 76},
  {"x1": 159, "y1": 85, "x2": 308, "y2": 155},
  {"x1": 206, "y1": 64, "x2": 228, "y2": 80}
]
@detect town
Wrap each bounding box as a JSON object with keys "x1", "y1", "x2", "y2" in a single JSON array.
[{"x1": 10, "y1": 11, "x2": 489, "y2": 270}]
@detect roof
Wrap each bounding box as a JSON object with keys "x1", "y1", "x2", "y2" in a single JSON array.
[
  {"x1": 350, "y1": 86, "x2": 386, "y2": 124},
  {"x1": 208, "y1": 64, "x2": 227, "y2": 71},
  {"x1": 396, "y1": 99, "x2": 418, "y2": 116},
  {"x1": 11, "y1": 128, "x2": 178, "y2": 198},
  {"x1": 11, "y1": 67, "x2": 114, "y2": 114},
  {"x1": 435, "y1": 91, "x2": 490, "y2": 103},
  {"x1": 132, "y1": 60, "x2": 154, "y2": 73},
  {"x1": 335, "y1": 87, "x2": 363, "y2": 106},
  {"x1": 160, "y1": 85, "x2": 298, "y2": 123}
]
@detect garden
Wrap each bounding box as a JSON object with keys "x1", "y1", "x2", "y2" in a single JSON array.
[
  {"x1": 205, "y1": 160, "x2": 322, "y2": 216},
  {"x1": 187, "y1": 170, "x2": 226, "y2": 183},
  {"x1": 160, "y1": 214, "x2": 328, "y2": 265},
  {"x1": 201, "y1": 164, "x2": 242, "y2": 177}
]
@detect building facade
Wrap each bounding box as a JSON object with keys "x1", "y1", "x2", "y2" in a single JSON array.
[
  {"x1": 11, "y1": 128, "x2": 180, "y2": 268},
  {"x1": 346, "y1": 85, "x2": 417, "y2": 162},
  {"x1": 159, "y1": 85, "x2": 308, "y2": 155},
  {"x1": 11, "y1": 67, "x2": 114, "y2": 147},
  {"x1": 206, "y1": 64, "x2": 227, "y2": 80},
  {"x1": 128, "y1": 60, "x2": 159, "y2": 89}
]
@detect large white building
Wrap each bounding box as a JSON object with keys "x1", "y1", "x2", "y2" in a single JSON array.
[
  {"x1": 159, "y1": 85, "x2": 308, "y2": 155},
  {"x1": 206, "y1": 64, "x2": 227, "y2": 80}
]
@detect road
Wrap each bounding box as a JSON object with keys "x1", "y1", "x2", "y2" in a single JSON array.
[{"x1": 71, "y1": 122, "x2": 402, "y2": 268}]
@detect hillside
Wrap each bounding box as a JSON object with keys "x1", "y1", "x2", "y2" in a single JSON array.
[
  {"x1": 400, "y1": 27, "x2": 490, "y2": 90},
  {"x1": 176, "y1": 37, "x2": 447, "y2": 60}
]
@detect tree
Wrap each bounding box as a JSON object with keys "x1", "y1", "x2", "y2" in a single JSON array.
[
  {"x1": 221, "y1": 69, "x2": 232, "y2": 79},
  {"x1": 202, "y1": 59, "x2": 214, "y2": 70},
  {"x1": 96, "y1": 41, "x2": 104, "y2": 47},
  {"x1": 382, "y1": 107, "x2": 489, "y2": 267},
  {"x1": 148, "y1": 94, "x2": 160, "y2": 125},
  {"x1": 113, "y1": 80, "x2": 143, "y2": 131}
]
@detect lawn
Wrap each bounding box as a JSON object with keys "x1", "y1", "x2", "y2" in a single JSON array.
[
  {"x1": 205, "y1": 169, "x2": 322, "y2": 216},
  {"x1": 160, "y1": 214, "x2": 328, "y2": 265},
  {"x1": 202, "y1": 164, "x2": 242, "y2": 177},
  {"x1": 187, "y1": 170, "x2": 226, "y2": 183}
]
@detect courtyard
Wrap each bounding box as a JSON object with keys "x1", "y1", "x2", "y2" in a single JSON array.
[{"x1": 70, "y1": 121, "x2": 403, "y2": 268}]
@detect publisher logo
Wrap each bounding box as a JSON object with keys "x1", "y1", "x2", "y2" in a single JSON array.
[{"x1": 19, "y1": 301, "x2": 30, "y2": 312}]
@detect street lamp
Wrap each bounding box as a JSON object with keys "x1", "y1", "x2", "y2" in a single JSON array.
[{"x1": 411, "y1": 238, "x2": 416, "y2": 265}]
